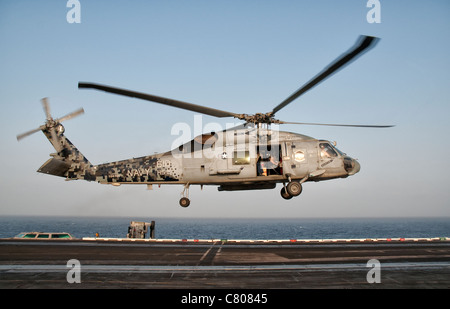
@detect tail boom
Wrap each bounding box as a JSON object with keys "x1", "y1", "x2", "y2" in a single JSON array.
[{"x1": 38, "y1": 127, "x2": 95, "y2": 181}]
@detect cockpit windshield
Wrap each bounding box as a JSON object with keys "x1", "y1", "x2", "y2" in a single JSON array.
[
  {"x1": 333, "y1": 145, "x2": 345, "y2": 156},
  {"x1": 319, "y1": 142, "x2": 339, "y2": 158}
]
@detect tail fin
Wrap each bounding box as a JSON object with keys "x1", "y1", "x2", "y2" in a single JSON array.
[
  {"x1": 38, "y1": 129, "x2": 95, "y2": 180},
  {"x1": 17, "y1": 98, "x2": 96, "y2": 181}
]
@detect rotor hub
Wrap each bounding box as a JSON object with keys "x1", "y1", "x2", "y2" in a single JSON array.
[{"x1": 239, "y1": 112, "x2": 279, "y2": 125}]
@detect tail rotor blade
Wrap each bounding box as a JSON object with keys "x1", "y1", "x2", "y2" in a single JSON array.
[
  {"x1": 41, "y1": 97, "x2": 52, "y2": 121},
  {"x1": 56, "y1": 108, "x2": 85, "y2": 123},
  {"x1": 16, "y1": 126, "x2": 45, "y2": 141},
  {"x1": 17, "y1": 98, "x2": 85, "y2": 142}
]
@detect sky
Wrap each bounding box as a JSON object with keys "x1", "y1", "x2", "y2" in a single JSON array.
[{"x1": 0, "y1": 0, "x2": 449, "y2": 218}]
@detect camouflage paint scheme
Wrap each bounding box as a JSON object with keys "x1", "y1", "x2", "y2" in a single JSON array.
[{"x1": 38, "y1": 126, "x2": 181, "y2": 184}]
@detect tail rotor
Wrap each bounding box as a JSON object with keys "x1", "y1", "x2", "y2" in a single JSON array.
[{"x1": 16, "y1": 98, "x2": 84, "y2": 143}]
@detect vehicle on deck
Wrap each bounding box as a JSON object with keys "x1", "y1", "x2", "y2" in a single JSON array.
[{"x1": 14, "y1": 232, "x2": 75, "y2": 239}]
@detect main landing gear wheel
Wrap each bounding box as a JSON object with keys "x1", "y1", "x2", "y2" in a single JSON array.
[
  {"x1": 286, "y1": 181, "x2": 302, "y2": 197},
  {"x1": 179, "y1": 197, "x2": 190, "y2": 208},
  {"x1": 179, "y1": 183, "x2": 191, "y2": 207},
  {"x1": 280, "y1": 187, "x2": 293, "y2": 200}
]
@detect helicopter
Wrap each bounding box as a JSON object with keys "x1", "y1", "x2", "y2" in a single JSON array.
[{"x1": 17, "y1": 35, "x2": 393, "y2": 207}]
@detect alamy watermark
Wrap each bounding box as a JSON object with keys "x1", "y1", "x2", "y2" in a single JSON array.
[
  {"x1": 366, "y1": 259, "x2": 381, "y2": 283},
  {"x1": 66, "y1": 259, "x2": 81, "y2": 284},
  {"x1": 66, "y1": 0, "x2": 81, "y2": 24},
  {"x1": 169, "y1": 116, "x2": 281, "y2": 161},
  {"x1": 66, "y1": 1, "x2": 380, "y2": 25},
  {"x1": 367, "y1": 0, "x2": 381, "y2": 23},
  {"x1": 64, "y1": 258, "x2": 380, "y2": 285}
]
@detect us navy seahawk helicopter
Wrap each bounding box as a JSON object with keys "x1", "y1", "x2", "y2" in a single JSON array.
[{"x1": 17, "y1": 35, "x2": 393, "y2": 207}]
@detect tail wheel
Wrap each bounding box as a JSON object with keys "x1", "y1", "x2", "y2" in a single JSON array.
[
  {"x1": 287, "y1": 181, "x2": 302, "y2": 196},
  {"x1": 280, "y1": 187, "x2": 293, "y2": 200},
  {"x1": 179, "y1": 197, "x2": 190, "y2": 208}
]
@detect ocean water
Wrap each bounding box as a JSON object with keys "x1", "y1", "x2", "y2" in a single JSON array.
[{"x1": 0, "y1": 216, "x2": 449, "y2": 240}]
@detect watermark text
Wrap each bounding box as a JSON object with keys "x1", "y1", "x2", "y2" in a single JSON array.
[
  {"x1": 66, "y1": 259, "x2": 81, "y2": 283},
  {"x1": 66, "y1": 0, "x2": 81, "y2": 24},
  {"x1": 366, "y1": 259, "x2": 381, "y2": 283},
  {"x1": 367, "y1": 0, "x2": 381, "y2": 23}
]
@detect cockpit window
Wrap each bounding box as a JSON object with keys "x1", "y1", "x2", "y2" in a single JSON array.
[
  {"x1": 333, "y1": 146, "x2": 345, "y2": 156},
  {"x1": 319, "y1": 143, "x2": 338, "y2": 158}
]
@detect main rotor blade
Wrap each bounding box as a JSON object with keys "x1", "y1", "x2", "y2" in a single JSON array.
[
  {"x1": 278, "y1": 121, "x2": 394, "y2": 128},
  {"x1": 56, "y1": 108, "x2": 85, "y2": 123},
  {"x1": 78, "y1": 82, "x2": 240, "y2": 119},
  {"x1": 271, "y1": 35, "x2": 380, "y2": 116}
]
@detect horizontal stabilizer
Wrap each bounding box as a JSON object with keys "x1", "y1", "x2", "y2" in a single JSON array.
[{"x1": 37, "y1": 158, "x2": 71, "y2": 177}]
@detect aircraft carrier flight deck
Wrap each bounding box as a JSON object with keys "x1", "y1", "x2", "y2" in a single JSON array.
[{"x1": 1, "y1": 237, "x2": 449, "y2": 289}]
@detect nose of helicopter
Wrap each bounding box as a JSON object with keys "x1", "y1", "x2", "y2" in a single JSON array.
[
  {"x1": 344, "y1": 157, "x2": 360, "y2": 176},
  {"x1": 350, "y1": 159, "x2": 360, "y2": 175}
]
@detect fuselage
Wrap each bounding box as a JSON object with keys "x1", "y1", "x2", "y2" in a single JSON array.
[{"x1": 92, "y1": 127, "x2": 360, "y2": 189}]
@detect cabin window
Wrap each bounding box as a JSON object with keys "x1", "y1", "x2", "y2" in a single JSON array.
[
  {"x1": 177, "y1": 132, "x2": 217, "y2": 154},
  {"x1": 194, "y1": 132, "x2": 217, "y2": 145},
  {"x1": 51, "y1": 234, "x2": 70, "y2": 239},
  {"x1": 294, "y1": 150, "x2": 305, "y2": 162},
  {"x1": 233, "y1": 151, "x2": 250, "y2": 165}
]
